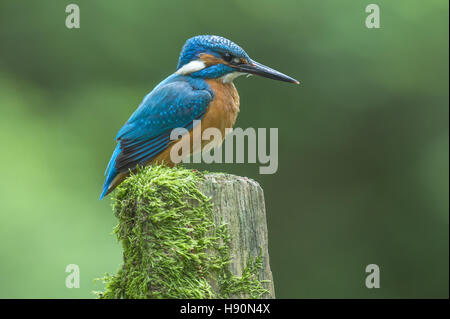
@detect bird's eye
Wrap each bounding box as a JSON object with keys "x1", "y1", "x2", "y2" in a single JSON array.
[{"x1": 223, "y1": 52, "x2": 233, "y2": 62}]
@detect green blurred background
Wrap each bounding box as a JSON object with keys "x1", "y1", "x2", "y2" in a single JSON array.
[{"x1": 0, "y1": 0, "x2": 448, "y2": 298}]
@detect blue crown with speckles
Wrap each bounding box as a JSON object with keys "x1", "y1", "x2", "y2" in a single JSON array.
[{"x1": 176, "y1": 35, "x2": 250, "y2": 70}]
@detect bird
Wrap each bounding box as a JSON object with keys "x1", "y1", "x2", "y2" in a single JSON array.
[{"x1": 100, "y1": 35, "x2": 298, "y2": 199}]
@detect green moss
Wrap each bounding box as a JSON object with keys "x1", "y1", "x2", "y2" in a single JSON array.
[{"x1": 97, "y1": 165, "x2": 268, "y2": 299}]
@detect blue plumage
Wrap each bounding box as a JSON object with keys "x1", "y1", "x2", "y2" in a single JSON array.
[
  {"x1": 100, "y1": 75, "x2": 213, "y2": 199},
  {"x1": 100, "y1": 145, "x2": 121, "y2": 199}
]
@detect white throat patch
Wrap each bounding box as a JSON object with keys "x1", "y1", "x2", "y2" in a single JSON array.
[
  {"x1": 220, "y1": 72, "x2": 245, "y2": 83},
  {"x1": 175, "y1": 60, "x2": 206, "y2": 75}
]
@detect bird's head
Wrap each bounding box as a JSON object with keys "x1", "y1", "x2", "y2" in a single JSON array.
[{"x1": 176, "y1": 35, "x2": 299, "y2": 84}]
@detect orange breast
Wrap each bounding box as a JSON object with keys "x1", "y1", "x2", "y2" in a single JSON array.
[{"x1": 201, "y1": 79, "x2": 240, "y2": 139}]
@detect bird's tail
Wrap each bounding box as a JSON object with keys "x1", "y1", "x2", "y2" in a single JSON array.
[{"x1": 100, "y1": 145, "x2": 121, "y2": 200}]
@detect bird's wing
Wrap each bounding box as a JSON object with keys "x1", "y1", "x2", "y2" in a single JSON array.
[{"x1": 112, "y1": 79, "x2": 213, "y2": 173}]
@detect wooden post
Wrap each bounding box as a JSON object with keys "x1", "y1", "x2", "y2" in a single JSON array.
[
  {"x1": 199, "y1": 173, "x2": 275, "y2": 298},
  {"x1": 100, "y1": 167, "x2": 274, "y2": 299}
]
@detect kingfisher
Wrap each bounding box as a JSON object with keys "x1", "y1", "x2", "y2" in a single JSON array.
[{"x1": 100, "y1": 35, "x2": 298, "y2": 199}]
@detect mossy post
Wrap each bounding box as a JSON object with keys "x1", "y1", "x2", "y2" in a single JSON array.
[{"x1": 99, "y1": 165, "x2": 274, "y2": 299}]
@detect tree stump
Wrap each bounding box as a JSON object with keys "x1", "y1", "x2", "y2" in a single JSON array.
[{"x1": 100, "y1": 166, "x2": 274, "y2": 299}]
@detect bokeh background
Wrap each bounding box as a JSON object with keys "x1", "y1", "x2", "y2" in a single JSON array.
[{"x1": 0, "y1": 0, "x2": 448, "y2": 298}]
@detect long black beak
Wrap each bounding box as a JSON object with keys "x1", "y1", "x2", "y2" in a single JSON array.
[{"x1": 236, "y1": 60, "x2": 299, "y2": 84}]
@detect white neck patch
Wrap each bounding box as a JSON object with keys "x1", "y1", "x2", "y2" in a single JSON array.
[
  {"x1": 220, "y1": 72, "x2": 245, "y2": 83},
  {"x1": 176, "y1": 60, "x2": 206, "y2": 75}
]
